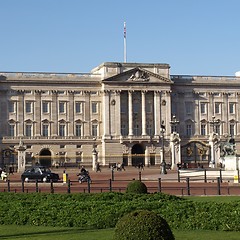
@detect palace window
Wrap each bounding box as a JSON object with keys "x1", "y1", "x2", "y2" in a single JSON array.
[
  {"x1": 9, "y1": 101, "x2": 16, "y2": 113},
  {"x1": 75, "y1": 123, "x2": 82, "y2": 137},
  {"x1": 146, "y1": 102, "x2": 152, "y2": 113},
  {"x1": 229, "y1": 103, "x2": 235, "y2": 114},
  {"x1": 200, "y1": 124, "x2": 206, "y2": 135},
  {"x1": 133, "y1": 124, "x2": 140, "y2": 136},
  {"x1": 42, "y1": 124, "x2": 49, "y2": 137},
  {"x1": 59, "y1": 124, "x2": 65, "y2": 136},
  {"x1": 9, "y1": 124, "x2": 15, "y2": 137},
  {"x1": 92, "y1": 123, "x2": 98, "y2": 137},
  {"x1": 25, "y1": 124, "x2": 32, "y2": 137},
  {"x1": 200, "y1": 103, "x2": 207, "y2": 114},
  {"x1": 25, "y1": 101, "x2": 33, "y2": 113},
  {"x1": 59, "y1": 102, "x2": 65, "y2": 113},
  {"x1": 215, "y1": 124, "x2": 221, "y2": 135},
  {"x1": 186, "y1": 124, "x2": 192, "y2": 136},
  {"x1": 133, "y1": 102, "x2": 140, "y2": 113},
  {"x1": 75, "y1": 102, "x2": 82, "y2": 114},
  {"x1": 214, "y1": 102, "x2": 221, "y2": 114},
  {"x1": 92, "y1": 102, "x2": 98, "y2": 114},
  {"x1": 147, "y1": 123, "x2": 153, "y2": 135},
  {"x1": 230, "y1": 124, "x2": 235, "y2": 136},
  {"x1": 42, "y1": 101, "x2": 49, "y2": 113}
]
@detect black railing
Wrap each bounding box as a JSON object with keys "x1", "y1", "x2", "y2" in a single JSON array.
[{"x1": 1, "y1": 176, "x2": 240, "y2": 196}]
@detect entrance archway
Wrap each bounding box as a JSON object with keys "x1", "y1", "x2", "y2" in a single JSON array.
[
  {"x1": 39, "y1": 149, "x2": 52, "y2": 167},
  {"x1": 131, "y1": 144, "x2": 144, "y2": 166}
]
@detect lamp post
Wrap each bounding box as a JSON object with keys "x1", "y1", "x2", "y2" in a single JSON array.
[
  {"x1": 160, "y1": 121, "x2": 167, "y2": 174},
  {"x1": 170, "y1": 115, "x2": 180, "y2": 133},
  {"x1": 209, "y1": 116, "x2": 220, "y2": 134}
]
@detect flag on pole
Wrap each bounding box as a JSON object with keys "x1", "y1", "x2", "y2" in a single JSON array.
[
  {"x1": 124, "y1": 22, "x2": 126, "y2": 39},
  {"x1": 124, "y1": 22, "x2": 127, "y2": 63}
]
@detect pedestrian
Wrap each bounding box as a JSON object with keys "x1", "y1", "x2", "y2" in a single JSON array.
[
  {"x1": 121, "y1": 162, "x2": 125, "y2": 171},
  {"x1": 117, "y1": 162, "x2": 122, "y2": 171},
  {"x1": 80, "y1": 166, "x2": 87, "y2": 174},
  {"x1": 139, "y1": 162, "x2": 144, "y2": 171},
  {"x1": 96, "y1": 162, "x2": 101, "y2": 172}
]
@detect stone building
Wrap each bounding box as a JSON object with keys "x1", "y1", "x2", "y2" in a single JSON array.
[{"x1": 0, "y1": 62, "x2": 239, "y2": 169}]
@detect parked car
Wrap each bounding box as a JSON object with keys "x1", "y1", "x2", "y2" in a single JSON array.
[{"x1": 21, "y1": 166, "x2": 60, "y2": 182}]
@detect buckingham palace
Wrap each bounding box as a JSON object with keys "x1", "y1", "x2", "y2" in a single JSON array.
[{"x1": 1, "y1": 61, "x2": 240, "y2": 170}]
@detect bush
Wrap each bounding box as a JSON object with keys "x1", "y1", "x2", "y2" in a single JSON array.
[
  {"x1": 126, "y1": 180, "x2": 148, "y2": 194},
  {"x1": 113, "y1": 210, "x2": 175, "y2": 240}
]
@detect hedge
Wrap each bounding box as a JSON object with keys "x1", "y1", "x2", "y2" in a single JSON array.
[{"x1": 0, "y1": 192, "x2": 239, "y2": 231}]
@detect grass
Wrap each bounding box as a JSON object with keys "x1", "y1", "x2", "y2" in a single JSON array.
[{"x1": 0, "y1": 225, "x2": 240, "y2": 240}]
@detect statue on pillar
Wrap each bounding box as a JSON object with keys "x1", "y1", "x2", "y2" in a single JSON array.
[
  {"x1": 16, "y1": 138, "x2": 26, "y2": 173},
  {"x1": 208, "y1": 132, "x2": 220, "y2": 168},
  {"x1": 170, "y1": 132, "x2": 181, "y2": 170},
  {"x1": 92, "y1": 140, "x2": 98, "y2": 171}
]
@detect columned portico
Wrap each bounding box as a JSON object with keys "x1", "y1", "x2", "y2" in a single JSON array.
[
  {"x1": 103, "y1": 90, "x2": 110, "y2": 138},
  {"x1": 128, "y1": 91, "x2": 133, "y2": 136},
  {"x1": 141, "y1": 91, "x2": 147, "y2": 136},
  {"x1": 154, "y1": 91, "x2": 161, "y2": 136}
]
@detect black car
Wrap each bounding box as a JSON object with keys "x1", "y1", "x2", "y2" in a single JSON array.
[{"x1": 21, "y1": 166, "x2": 60, "y2": 182}]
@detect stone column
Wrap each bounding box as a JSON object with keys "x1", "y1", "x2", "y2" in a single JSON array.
[
  {"x1": 16, "y1": 139, "x2": 26, "y2": 173},
  {"x1": 115, "y1": 91, "x2": 121, "y2": 136},
  {"x1": 145, "y1": 146, "x2": 149, "y2": 166},
  {"x1": 68, "y1": 91, "x2": 74, "y2": 136},
  {"x1": 142, "y1": 91, "x2": 147, "y2": 136},
  {"x1": 154, "y1": 91, "x2": 161, "y2": 136},
  {"x1": 34, "y1": 90, "x2": 41, "y2": 136},
  {"x1": 223, "y1": 93, "x2": 228, "y2": 134},
  {"x1": 103, "y1": 90, "x2": 110, "y2": 138},
  {"x1": 17, "y1": 91, "x2": 24, "y2": 137},
  {"x1": 128, "y1": 91, "x2": 133, "y2": 136},
  {"x1": 51, "y1": 91, "x2": 58, "y2": 136}
]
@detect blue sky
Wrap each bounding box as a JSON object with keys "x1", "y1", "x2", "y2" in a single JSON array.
[{"x1": 1, "y1": 0, "x2": 240, "y2": 76}]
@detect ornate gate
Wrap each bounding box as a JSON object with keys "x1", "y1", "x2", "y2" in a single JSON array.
[{"x1": 181, "y1": 141, "x2": 210, "y2": 168}]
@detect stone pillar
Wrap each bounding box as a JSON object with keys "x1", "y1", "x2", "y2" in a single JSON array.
[
  {"x1": 17, "y1": 91, "x2": 24, "y2": 137},
  {"x1": 142, "y1": 91, "x2": 147, "y2": 136},
  {"x1": 209, "y1": 132, "x2": 219, "y2": 168},
  {"x1": 154, "y1": 91, "x2": 161, "y2": 136},
  {"x1": 115, "y1": 91, "x2": 121, "y2": 136},
  {"x1": 34, "y1": 90, "x2": 41, "y2": 136},
  {"x1": 103, "y1": 90, "x2": 110, "y2": 138},
  {"x1": 145, "y1": 146, "x2": 149, "y2": 166},
  {"x1": 128, "y1": 91, "x2": 133, "y2": 136},
  {"x1": 68, "y1": 91, "x2": 74, "y2": 136},
  {"x1": 51, "y1": 91, "x2": 58, "y2": 136},
  {"x1": 92, "y1": 149, "x2": 98, "y2": 171},
  {"x1": 16, "y1": 139, "x2": 26, "y2": 173},
  {"x1": 170, "y1": 132, "x2": 181, "y2": 169}
]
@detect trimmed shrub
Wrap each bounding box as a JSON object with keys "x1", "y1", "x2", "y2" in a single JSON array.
[
  {"x1": 114, "y1": 209, "x2": 175, "y2": 240},
  {"x1": 126, "y1": 180, "x2": 148, "y2": 194}
]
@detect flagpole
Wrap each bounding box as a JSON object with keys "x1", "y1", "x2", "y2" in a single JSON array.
[{"x1": 124, "y1": 22, "x2": 127, "y2": 63}]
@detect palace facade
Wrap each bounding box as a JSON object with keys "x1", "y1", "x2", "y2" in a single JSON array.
[{"x1": 1, "y1": 62, "x2": 240, "y2": 169}]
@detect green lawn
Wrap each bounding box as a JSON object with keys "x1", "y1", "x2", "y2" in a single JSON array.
[{"x1": 0, "y1": 225, "x2": 239, "y2": 240}]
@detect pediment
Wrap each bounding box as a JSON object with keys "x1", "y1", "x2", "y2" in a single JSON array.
[{"x1": 102, "y1": 67, "x2": 172, "y2": 84}]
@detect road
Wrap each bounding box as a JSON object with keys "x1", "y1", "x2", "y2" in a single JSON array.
[{"x1": 1, "y1": 166, "x2": 240, "y2": 196}]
